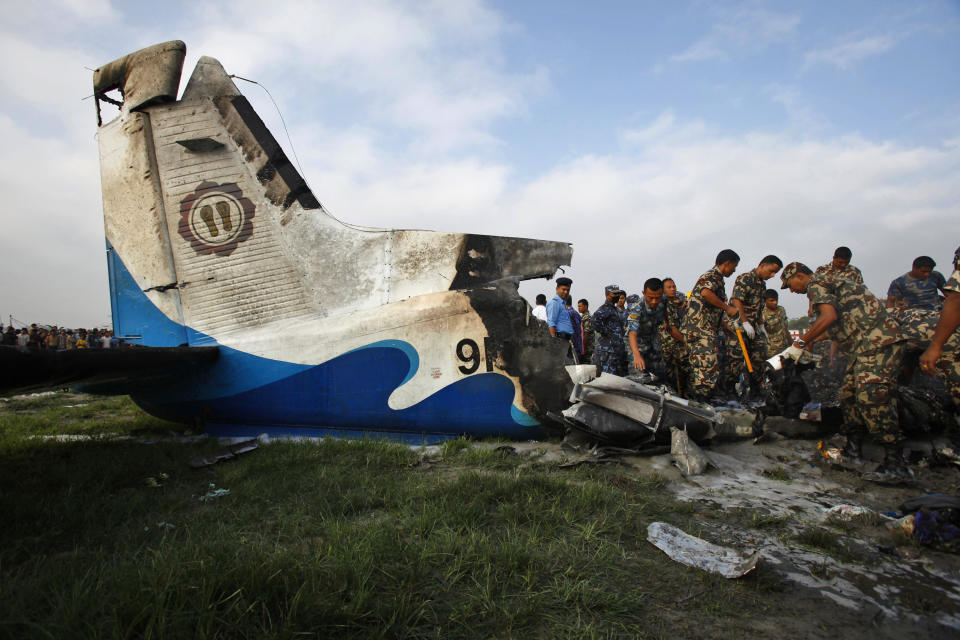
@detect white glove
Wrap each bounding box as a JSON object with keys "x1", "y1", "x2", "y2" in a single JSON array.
[
  {"x1": 758, "y1": 325, "x2": 768, "y2": 340},
  {"x1": 741, "y1": 321, "x2": 755, "y2": 340},
  {"x1": 781, "y1": 344, "x2": 805, "y2": 362}
]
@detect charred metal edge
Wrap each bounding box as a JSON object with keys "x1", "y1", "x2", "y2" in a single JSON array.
[
  {"x1": 229, "y1": 96, "x2": 321, "y2": 210},
  {"x1": 462, "y1": 283, "x2": 572, "y2": 419}
]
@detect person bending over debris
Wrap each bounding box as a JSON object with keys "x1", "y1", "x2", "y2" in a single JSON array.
[
  {"x1": 919, "y1": 246, "x2": 960, "y2": 406},
  {"x1": 891, "y1": 306, "x2": 960, "y2": 408},
  {"x1": 681, "y1": 250, "x2": 741, "y2": 401},
  {"x1": 725, "y1": 255, "x2": 783, "y2": 395},
  {"x1": 591, "y1": 285, "x2": 628, "y2": 376},
  {"x1": 780, "y1": 261, "x2": 910, "y2": 483},
  {"x1": 627, "y1": 278, "x2": 667, "y2": 382}
]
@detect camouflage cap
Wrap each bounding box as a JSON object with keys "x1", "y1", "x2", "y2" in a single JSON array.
[
  {"x1": 779, "y1": 261, "x2": 809, "y2": 289},
  {"x1": 604, "y1": 284, "x2": 620, "y2": 293}
]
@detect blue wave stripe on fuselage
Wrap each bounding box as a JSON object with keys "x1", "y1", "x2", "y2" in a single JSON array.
[
  {"x1": 136, "y1": 346, "x2": 548, "y2": 438},
  {"x1": 107, "y1": 247, "x2": 545, "y2": 437}
]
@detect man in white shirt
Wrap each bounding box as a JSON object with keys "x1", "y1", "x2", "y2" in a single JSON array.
[{"x1": 531, "y1": 293, "x2": 548, "y2": 322}]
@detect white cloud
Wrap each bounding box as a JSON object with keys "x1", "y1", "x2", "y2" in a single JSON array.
[
  {"x1": 512, "y1": 129, "x2": 959, "y2": 317},
  {"x1": 669, "y1": 5, "x2": 801, "y2": 64},
  {"x1": 804, "y1": 34, "x2": 896, "y2": 70},
  {"x1": 161, "y1": 0, "x2": 540, "y2": 154}
]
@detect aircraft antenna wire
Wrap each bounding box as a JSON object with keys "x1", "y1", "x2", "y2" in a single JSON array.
[{"x1": 229, "y1": 75, "x2": 386, "y2": 233}]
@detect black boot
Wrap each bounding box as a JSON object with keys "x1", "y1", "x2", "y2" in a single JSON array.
[
  {"x1": 840, "y1": 433, "x2": 865, "y2": 465},
  {"x1": 862, "y1": 444, "x2": 914, "y2": 484}
]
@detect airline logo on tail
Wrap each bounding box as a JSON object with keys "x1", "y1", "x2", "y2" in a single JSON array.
[{"x1": 178, "y1": 181, "x2": 256, "y2": 257}]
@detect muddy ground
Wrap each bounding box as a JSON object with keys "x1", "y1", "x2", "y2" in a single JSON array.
[{"x1": 496, "y1": 424, "x2": 960, "y2": 637}]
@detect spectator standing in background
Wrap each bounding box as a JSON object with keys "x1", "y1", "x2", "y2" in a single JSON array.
[
  {"x1": 578, "y1": 299, "x2": 594, "y2": 363},
  {"x1": 532, "y1": 294, "x2": 548, "y2": 322}
]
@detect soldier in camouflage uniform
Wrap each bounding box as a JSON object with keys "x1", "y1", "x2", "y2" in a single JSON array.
[
  {"x1": 622, "y1": 294, "x2": 639, "y2": 343},
  {"x1": 807, "y1": 246, "x2": 861, "y2": 403},
  {"x1": 577, "y1": 299, "x2": 595, "y2": 364},
  {"x1": 762, "y1": 289, "x2": 791, "y2": 357},
  {"x1": 723, "y1": 256, "x2": 783, "y2": 394},
  {"x1": 591, "y1": 285, "x2": 628, "y2": 376},
  {"x1": 681, "y1": 250, "x2": 742, "y2": 400},
  {"x1": 660, "y1": 278, "x2": 690, "y2": 394},
  {"x1": 919, "y1": 246, "x2": 960, "y2": 406},
  {"x1": 781, "y1": 261, "x2": 910, "y2": 482},
  {"x1": 891, "y1": 306, "x2": 960, "y2": 406},
  {"x1": 815, "y1": 246, "x2": 864, "y2": 283},
  {"x1": 626, "y1": 278, "x2": 667, "y2": 382}
]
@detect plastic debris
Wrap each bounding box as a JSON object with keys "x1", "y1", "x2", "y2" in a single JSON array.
[
  {"x1": 886, "y1": 514, "x2": 916, "y2": 537},
  {"x1": 671, "y1": 427, "x2": 711, "y2": 476},
  {"x1": 199, "y1": 483, "x2": 231, "y2": 502},
  {"x1": 647, "y1": 522, "x2": 760, "y2": 578},
  {"x1": 798, "y1": 402, "x2": 821, "y2": 422},
  {"x1": 822, "y1": 505, "x2": 874, "y2": 519},
  {"x1": 817, "y1": 440, "x2": 843, "y2": 462},
  {"x1": 914, "y1": 510, "x2": 960, "y2": 547}
]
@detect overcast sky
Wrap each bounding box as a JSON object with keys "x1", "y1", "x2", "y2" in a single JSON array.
[{"x1": 1, "y1": 0, "x2": 958, "y2": 328}]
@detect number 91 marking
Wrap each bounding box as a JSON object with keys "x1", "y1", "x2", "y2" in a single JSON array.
[{"x1": 456, "y1": 338, "x2": 494, "y2": 374}]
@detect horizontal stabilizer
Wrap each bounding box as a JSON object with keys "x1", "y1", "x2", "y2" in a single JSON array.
[{"x1": 0, "y1": 346, "x2": 219, "y2": 395}]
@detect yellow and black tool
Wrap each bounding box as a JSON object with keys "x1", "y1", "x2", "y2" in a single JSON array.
[{"x1": 735, "y1": 327, "x2": 754, "y2": 373}]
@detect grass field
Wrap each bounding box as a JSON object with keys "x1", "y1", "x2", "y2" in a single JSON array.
[{"x1": 0, "y1": 391, "x2": 939, "y2": 639}]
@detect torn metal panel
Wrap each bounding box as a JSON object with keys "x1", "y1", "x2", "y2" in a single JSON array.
[
  {"x1": 93, "y1": 40, "x2": 186, "y2": 118},
  {"x1": 647, "y1": 522, "x2": 760, "y2": 579}
]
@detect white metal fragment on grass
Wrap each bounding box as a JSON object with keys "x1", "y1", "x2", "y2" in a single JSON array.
[{"x1": 647, "y1": 521, "x2": 759, "y2": 578}]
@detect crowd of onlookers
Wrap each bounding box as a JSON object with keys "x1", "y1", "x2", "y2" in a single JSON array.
[{"x1": 1, "y1": 323, "x2": 121, "y2": 350}]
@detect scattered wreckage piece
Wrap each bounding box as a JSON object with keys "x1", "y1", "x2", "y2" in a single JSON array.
[
  {"x1": 646, "y1": 522, "x2": 760, "y2": 579},
  {"x1": 189, "y1": 438, "x2": 259, "y2": 468},
  {"x1": 670, "y1": 427, "x2": 712, "y2": 476},
  {"x1": 558, "y1": 369, "x2": 724, "y2": 448}
]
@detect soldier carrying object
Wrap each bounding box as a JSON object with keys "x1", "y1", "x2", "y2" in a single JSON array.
[
  {"x1": 886, "y1": 255, "x2": 947, "y2": 311},
  {"x1": 918, "y1": 245, "x2": 960, "y2": 407},
  {"x1": 681, "y1": 249, "x2": 741, "y2": 401},
  {"x1": 725, "y1": 255, "x2": 783, "y2": 393},
  {"x1": 627, "y1": 278, "x2": 667, "y2": 382},
  {"x1": 780, "y1": 261, "x2": 910, "y2": 483},
  {"x1": 591, "y1": 284, "x2": 628, "y2": 376}
]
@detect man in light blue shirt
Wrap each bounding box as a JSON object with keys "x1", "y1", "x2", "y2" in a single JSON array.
[{"x1": 546, "y1": 277, "x2": 574, "y2": 339}]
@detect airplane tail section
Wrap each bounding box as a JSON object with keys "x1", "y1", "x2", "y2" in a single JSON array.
[{"x1": 92, "y1": 41, "x2": 574, "y2": 435}]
